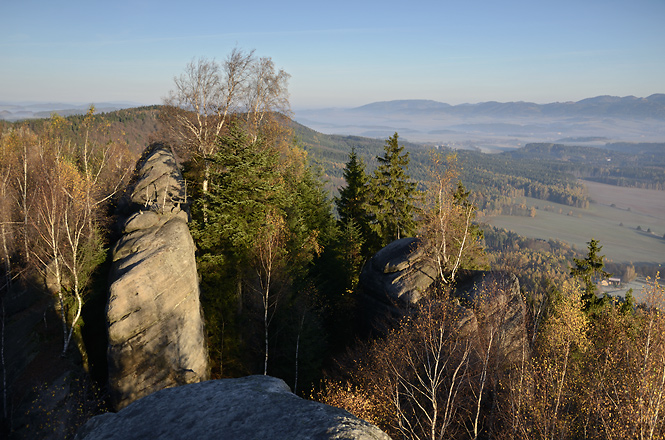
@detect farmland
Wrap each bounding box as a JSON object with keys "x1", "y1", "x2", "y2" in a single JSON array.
[{"x1": 484, "y1": 180, "x2": 665, "y2": 264}]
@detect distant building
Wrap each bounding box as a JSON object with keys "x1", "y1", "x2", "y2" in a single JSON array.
[{"x1": 608, "y1": 277, "x2": 621, "y2": 287}]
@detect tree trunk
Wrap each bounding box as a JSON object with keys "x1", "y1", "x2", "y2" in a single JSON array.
[
  {"x1": 264, "y1": 302, "x2": 269, "y2": 375},
  {"x1": 236, "y1": 271, "x2": 243, "y2": 314},
  {"x1": 1, "y1": 297, "x2": 6, "y2": 419},
  {"x1": 202, "y1": 160, "x2": 210, "y2": 224},
  {"x1": 1, "y1": 224, "x2": 10, "y2": 289},
  {"x1": 22, "y1": 144, "x2": 29, "y2": 261},
  {"x1": 294, "y1": 313, "x2": 305, "y2": 394},
  {"x1": 53, "y1": 257, "x2": 67, "y2": 353},
  {"x1": 473, "y1": 332, "x2": 493, "y2": 440},
  {"x1": 62, "y1": 275, "x2": 82, "y2": 356}
]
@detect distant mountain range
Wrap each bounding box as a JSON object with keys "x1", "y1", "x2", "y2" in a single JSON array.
[
  {"x1": 295, "y1": 95, "x2": 665, "y2": 150},
  {"x1": 4, "y1": 96, "x2": 664, "y2": 151},
  {"x1": 350, "y1": 94, "x2": 665, "y2": 119},
  {"x1": 0, "y1": 101, "x2": 146, "y2": 121}
]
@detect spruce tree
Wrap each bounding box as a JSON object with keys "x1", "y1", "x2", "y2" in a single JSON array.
[
  {"x1": 335, "y1": 148, "x2": 373, "y2": 253},
  {"x1": 336, "y1": 148, "x2": 369, "y2": 225},
  {"x1": 571, "y1": 238, "x2": 611, "y2": 312},
  {"x1": 191, "y1": 122, "x2": 337, "y2": 379},
  {"x1": 194, "y1": 122, "x2": 284, "y2": 260},
  {"x1": 367, "y1": 133, "x2": 419, "y2": 250},
  {"x1": 191, "y1": 122, "x2": 285, "y2": 376}
]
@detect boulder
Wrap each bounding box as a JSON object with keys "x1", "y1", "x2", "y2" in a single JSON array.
[
  {"x1": 360, "y1": 238, "x2": 528, "y2": 364},
  {"x1": 359, "y1": 237, "x2": 437, "y2": 305},
  {"x1": 454, "y1": 270, "x2": 528, "y2": 365},
  {"x1": 106, "y1": 144, "x2": 208, "y2": 410},
  {"x1": 75, "y1": 376, "x2": 392, "y2": 440}
]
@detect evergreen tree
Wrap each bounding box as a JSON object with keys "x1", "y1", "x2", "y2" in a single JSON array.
[
  {"x1": 283, "y1": 165, "x2": 335, "y2": 269},
  {"x1": 194, "y1": 122, "x2": 284, "y2": 261},
  {"x1": 191, "y1": 122, "x2": 286, "y2": 376},
  {"x1": 367, "y1": 133, "x2": 419, "y2": 250},
  {"x1": 191, "y1": 122, "x2": 336, "y2": 381},
  {"x1": 335, "y1": 148, "x2": 374, "y2": 257},
  {"x1": 570, "y1": 238, "x2": 611, "y2": 312},
  {"x1": 336, "y1": 148, "x2": 369, "y2": 228}
]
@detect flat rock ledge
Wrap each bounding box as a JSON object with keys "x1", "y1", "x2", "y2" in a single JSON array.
[{"x1": 76, "y1": 376, "x2": 392, "y2": 440}]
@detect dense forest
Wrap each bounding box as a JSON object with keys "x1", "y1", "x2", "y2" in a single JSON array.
[
  {"x1": 294, "y1": 121, "x2": 665, "y2": 214},
  {"x1": 1, "y1": 54, "x2": 664, "y2": 439}
]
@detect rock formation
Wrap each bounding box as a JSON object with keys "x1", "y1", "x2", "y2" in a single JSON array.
[
  {"x1": 359, "y1": 238, "x2": 528, "y2": 363},
  {"x1": 75, "y1": 376, "x2": 392, "y2": 440},
  {"x1": 453, "y1": 270, "x2": 528, "y2": 364},
  {"x1": 359, "y1": 237, "x2": 437, "y2": 305},
  {"x1": 106, "y1": 144, "x2": 208, "y2": 410}
]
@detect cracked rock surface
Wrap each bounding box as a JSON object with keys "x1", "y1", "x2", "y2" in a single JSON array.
[
  {"x1": 107, "y1": 144, "x2": 208, "y2": 410},
  {"x1": 76, "y1": 376, "x2": 391, "y2": 440}
]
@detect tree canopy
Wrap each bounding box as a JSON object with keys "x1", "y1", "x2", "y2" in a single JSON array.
[{"x1": 367, "y1": 133, "x2": 419, "y2": 250}]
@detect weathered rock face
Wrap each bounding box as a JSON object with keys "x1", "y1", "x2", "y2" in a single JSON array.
[
  {"x1": 76, "y1": 376, "x2": 392, "y2": 440},
  {"x1": 106, "y1": 144, "x2": 208, "y2": 410},
  {"x1": 360, "y1": 238, "x2": 528, "y2": 364},
  {"x1": 359, "y1": 237, "x2": 437, "y2": 305},
  {"x1": 454, "y1": 270, "x2": 528, "y2": 364}
]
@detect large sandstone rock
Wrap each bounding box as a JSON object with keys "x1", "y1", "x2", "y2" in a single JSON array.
[
  {"x1": 359, "y1": 237, "x2": 437, "y2": 305},
  {"x1": 454, "y1": 270, "x2": 528, "y2": 364},
  {"x1": 359, "y1": 238, "x2": 528, "y2": 364},
  {"x1": 75, "y1": 376, "x2": 392, "y2": 440},
  {"x1": 106, "y1": 144, "x2": 208, "y2": 410}
]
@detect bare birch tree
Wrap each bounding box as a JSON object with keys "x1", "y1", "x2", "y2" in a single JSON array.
[
  {"x1": 0, "y1": 127, "x2": 39, "y2": 265},
  {"x1": 77, "y1": 106, "x2": 133, "y2": 234},
  {"x1": 58, "y1": 158, "x2": 100, "y2": 357},
  {"x1": 242, "y1": 56, "x2": 291, "y2": 142},
  {"x1": 380, "y1": 299, "x2": 472, "y2": 440},
  {"x1": 162, "y1": 49, "x2": 253, "y2": 194},
  {"x1": 0, "y1": 141, "x2": 16, "y2": 291},
  {"x1": 253, "y1": 210, "x2": 287, "y2": 375},
  {"x1": 420, "y1": 152, "x2": 482, "y2": 285},
  {"x1": 162, "y1": 48, "x2": 291, "y2": 203},
  {"x1": 34, "y1": 142, "x2": 68, "y2": 350},
  {"x1": 26, "y1": 114, "x2": 127, "y2": 356},
  {"x1": 319, "y1": 297, "x2": 476, "y2": 440}
]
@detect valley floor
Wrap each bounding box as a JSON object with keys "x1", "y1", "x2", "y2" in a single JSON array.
[{"x1": 484, "y1": 181, "x2": 665, "y2": 264}]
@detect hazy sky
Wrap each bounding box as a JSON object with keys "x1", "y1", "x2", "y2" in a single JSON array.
[{"x1": 2, "y1": 0, "x2": 664, "y2": 109}]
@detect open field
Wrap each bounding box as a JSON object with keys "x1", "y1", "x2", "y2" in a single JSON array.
[
  {"x1": 484, "y1": 183, "x2": 665, "y2": 264},
  {"x1": 583, "y1": 180, "x2": 665, "y2": 219}
]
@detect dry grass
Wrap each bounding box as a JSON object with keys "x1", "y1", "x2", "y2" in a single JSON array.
[{"x1": 583, "y1": 179, "x2": 665, "y2": 219}]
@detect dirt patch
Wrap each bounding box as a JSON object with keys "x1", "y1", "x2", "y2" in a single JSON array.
[{"x1": 582, "y1": 180, "x2": 665, "y2": 219}]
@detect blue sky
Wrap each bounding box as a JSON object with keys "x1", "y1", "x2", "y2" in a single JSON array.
[{"x1": 1, "y1": 0, "x2": 664, "y2": 109}]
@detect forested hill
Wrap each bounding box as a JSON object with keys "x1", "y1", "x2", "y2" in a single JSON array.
[
  {"x1": 500, "y1": 142, "x2": 665, "y2": 189},
  {"x1": 290, "y1": 119, "x2": 427, "y2": 186},
  {"x1": 1, "y1": 105, "x2": 162, "y2": 156},
  {"x1": 292, "y1": 119, "x2": 665, "y2": 214},
  {"x1": 4, "y1": 107, "x2": 661, "y2": 209}
]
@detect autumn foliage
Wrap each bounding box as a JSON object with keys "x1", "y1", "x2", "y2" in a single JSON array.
[
  {"x1": 318, "y1": 269, "x2": 665, "y2": 440},
  {"x1": 0, "y1": 108, "x2": 136, "y2": 356}
]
